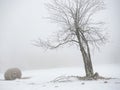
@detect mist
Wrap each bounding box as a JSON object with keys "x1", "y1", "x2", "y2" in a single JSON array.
[{"x1": 0, "y1": 0, "x2": 120, "y2": 72}]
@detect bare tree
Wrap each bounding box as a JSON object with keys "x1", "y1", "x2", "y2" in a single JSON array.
[{"x1": 34, "y1": 0, "x2": 107, "y2": 77}]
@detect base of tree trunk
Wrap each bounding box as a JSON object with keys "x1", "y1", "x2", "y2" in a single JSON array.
[
  {"x1": 77, "y1": 72, "x2": 111, "y2": 80},
  {"x1": 76, "y1": 72, "x2": 111, "y2": 80},
  {"x1": 51, "y1": 72, "x2": 111, "y2": 83}
]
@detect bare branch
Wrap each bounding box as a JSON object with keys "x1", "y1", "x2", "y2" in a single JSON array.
[{"x1": 35, "y1": 0, "x2": 107, "y2": 50}]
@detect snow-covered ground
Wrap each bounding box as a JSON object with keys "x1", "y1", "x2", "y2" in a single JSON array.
[{"x1": 0, "y1": 64, "x2": 120, "y2": 90}]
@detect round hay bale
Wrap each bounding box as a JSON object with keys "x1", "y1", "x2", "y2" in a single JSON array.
[{"x1": 4, "y1": 68, "x2": 22, "y2": 80}]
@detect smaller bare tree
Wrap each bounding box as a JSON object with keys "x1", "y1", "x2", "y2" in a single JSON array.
[{"x1": 33, "y1": 0, "x2": 107, "y2": 78}]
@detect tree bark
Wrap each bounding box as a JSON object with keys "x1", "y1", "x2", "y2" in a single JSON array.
[
  {"x1": 76, "y1": 28, "x2": 94, "y2": 77},
  {"x1": 81, "y1": 45, "x2": 94, "y2": 77}
]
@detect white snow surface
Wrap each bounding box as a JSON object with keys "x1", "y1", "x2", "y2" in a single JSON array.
[{"x1": 0, "y1": 64, "x2": 120, "y2": 90}]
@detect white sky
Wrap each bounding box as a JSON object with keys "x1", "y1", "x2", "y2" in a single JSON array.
[{"x1": 0, "y1": 0, "x2": 120, "y2": 71}]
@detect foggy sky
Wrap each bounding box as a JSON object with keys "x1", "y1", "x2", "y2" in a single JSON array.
[{"x1": 0, "y1": 0, "x2": 120, "y2": 72}]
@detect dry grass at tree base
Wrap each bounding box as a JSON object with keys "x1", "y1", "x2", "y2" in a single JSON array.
[{"x1": 51, "y1": 72, "x2": 112, "y2": 83}]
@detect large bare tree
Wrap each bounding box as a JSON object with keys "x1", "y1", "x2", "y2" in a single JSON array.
[{"x1": 34, "y1": 0, "x2": 107, "y2": 77}]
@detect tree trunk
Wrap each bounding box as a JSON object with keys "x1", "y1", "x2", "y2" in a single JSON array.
[
  {"x1": 76, "y1": 29, "x2": 94, "y2": 77},
  {"x1": 80, "y1": 44, "x2": 94, "y2": 77}
]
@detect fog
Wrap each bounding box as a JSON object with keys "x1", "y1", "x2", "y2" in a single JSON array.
[{"x1": 0, "y1": 0, "x2": 120, "y2": 72}]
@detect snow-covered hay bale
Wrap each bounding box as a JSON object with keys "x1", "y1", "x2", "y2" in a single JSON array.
[{"x1": 4, "y1": 68, "x2": 22, "y2": 80}]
